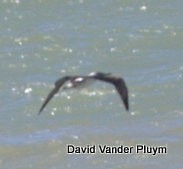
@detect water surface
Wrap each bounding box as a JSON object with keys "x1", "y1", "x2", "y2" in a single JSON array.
[{"x1": 0, "y1": 0, "x2": 183, "y2": 169}]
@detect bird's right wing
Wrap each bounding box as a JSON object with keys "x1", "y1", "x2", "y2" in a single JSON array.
[
  {"x1": 112, "y1": 78, "x2": 129, "y2": 111},
  {"x1": 96, "y1": 76, "x2": 129, "y2": 111}
]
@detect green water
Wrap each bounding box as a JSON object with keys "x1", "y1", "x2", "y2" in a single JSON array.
[{"x1": 0, "y1": 0, "x2": 183, "y2": 169}]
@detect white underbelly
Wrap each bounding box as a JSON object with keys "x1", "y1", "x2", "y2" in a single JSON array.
[
  {"x1": 74, "y1": 78, "x2": 95, "y2": 89},
  {"x1": 64, "y1": 78, "x2": 95, "y2": 90}
]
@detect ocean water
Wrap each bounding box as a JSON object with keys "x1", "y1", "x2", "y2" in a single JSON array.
[{"x1": 0, "y1": 0, "x2": 183, "y2": 169}]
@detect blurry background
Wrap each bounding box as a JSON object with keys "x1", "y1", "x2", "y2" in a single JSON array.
[{"x1": 0, "y1": 0, "x2": 183, "y2": 169}]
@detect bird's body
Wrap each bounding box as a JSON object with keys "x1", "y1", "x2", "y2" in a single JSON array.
[
  {"x1": 38, "y1": 72, "x2": 129, "y2": 114},
  {"x1": 63, "y1": 77, "x2": 95, "y2": 90}
]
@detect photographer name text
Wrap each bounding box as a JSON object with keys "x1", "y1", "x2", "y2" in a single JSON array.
[{"x1": 67, "y1": 144, "x2": 167, "y2": 156}]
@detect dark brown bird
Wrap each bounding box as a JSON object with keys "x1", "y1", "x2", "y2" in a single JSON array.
[{"x1": 38, "y1": 72, "x2": 129, "y2": 114}]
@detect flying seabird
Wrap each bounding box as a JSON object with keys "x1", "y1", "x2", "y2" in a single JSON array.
[{"x1": 38, "y1": 72, "x2": 129, "y2": 114}]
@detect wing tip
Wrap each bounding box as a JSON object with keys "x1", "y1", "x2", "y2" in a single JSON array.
[
  {"x1": 38, "y1": 109, "x2": 43, "y2": 115},
  {"x1": 126, "y1": 104, "x2": 129, "y2": 111}
]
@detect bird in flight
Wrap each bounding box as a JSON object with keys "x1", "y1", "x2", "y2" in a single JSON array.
[{"x1": 38, "y1": 72, "x2": 129, "y2": 114}]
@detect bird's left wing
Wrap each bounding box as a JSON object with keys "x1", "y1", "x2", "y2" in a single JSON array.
[{"x1": 38, "y1": 77, "x2": 71, "y2": 114}]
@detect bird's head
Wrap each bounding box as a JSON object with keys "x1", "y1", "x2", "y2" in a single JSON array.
[{"x1": 88, "y1": 72, "x2": 111, "y2": 77}]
